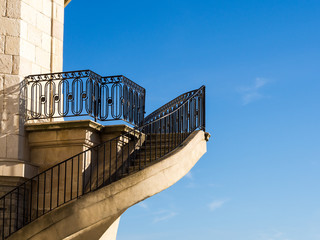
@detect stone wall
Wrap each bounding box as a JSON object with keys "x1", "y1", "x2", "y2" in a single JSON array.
[{"x1": 0, "y1": 0, "x2": 65, "y2": 181}]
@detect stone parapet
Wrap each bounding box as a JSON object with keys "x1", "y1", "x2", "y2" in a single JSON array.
[{"x1": 25, "y1": 120, "x2": 140, "y2": 172}]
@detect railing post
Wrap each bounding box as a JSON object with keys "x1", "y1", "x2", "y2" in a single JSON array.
[{"x1": 202, "y1": 86, "x2": 206, "y2": 131}]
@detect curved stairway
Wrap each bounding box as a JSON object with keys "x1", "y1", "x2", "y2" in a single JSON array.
[{"x1": 0, "y1": 86, "x2": 207, "y2": 240}]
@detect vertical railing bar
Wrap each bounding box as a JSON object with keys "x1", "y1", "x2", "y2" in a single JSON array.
[
  {"x1": 50, "y1": 168, "x2": 53, "y2": 211},
  {"x1": 43, "y1": 172, "x2": 46, "y2": 215},
  {"x1": 115, "y1": 139, "x2": 118, "y2": 180},
  {"x1": 109, "y1": 141, "x2": 112, "y2": 183},
  {"x1": 57, "y1": 164, "x2": 60, "y2": 207},
  {"x1": 16, "y1": 187, "x2": 20, "y2": 231},
  {"x1": 127, "y1": 135, "x2": 130, "y2": 173},
  {"x1": 103, "y1": 144, "x2": 106, "y2": 183},
  {"x1": 83, "y1": 152, "x2": 86, "y2": 195},
  {"x1": 96, "y1": 147, "x2": 99, "y2": 189},
  {"x1": 159, "y1": 120, "x2": 161, "y2": 159},
  {"x1": 64, "y1": 161, "x2": 67, "y2": 203},
  {"x1": 121, "y1": 139, "x2": 124, "y2": 175},
  {"x1": 155, "y1": 123, "x2": 157, "y2": 161},
  {"x1": 144, "y1": 128, "x2": 147, "y2": 166},
  {"x1": 139, "y1": 131, "x2": 142, "y2": 168},
  {"x1": 203, "y1": 86, "x2": 206, "y2": 131},
  {"x1": 3, "y1": 197, "x2": 5, "y2": 239},
  {"x1": 23, "y1": 183, "x2": 26, "y2": 226},
  {"x1": 90, "y1": 150, "x2": 92, "y2": 192},
  {"x1": 132, "y1": 130, "x2": 136, "y2": 170},
  {"x1": 150, "y1": 124, "x2": 152, "y2": 163},
  {"x1": 71, "y1": 157, "x2": 74, "y2": 200},
  {"x1": 9, "y1": 193, "x2": 12, "y2": 235},
  {"x1": 77, "y1": 155, "x2": 80, "y2": 198},
  {"x1": 165, "y1": 117, "x2": 167, "y2": 155},
  {"x1": 29, "y1": 180, "x2": 32, "y2": 222},
  {"x1": 36, "y1": 176, "x2": 39, "y2": 218}
]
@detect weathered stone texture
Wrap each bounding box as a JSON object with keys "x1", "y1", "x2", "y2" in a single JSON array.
[
  {"x1": 0, "y1": 54, "x2": 13, "y2": 74},
  {"x1": 0, "y1": 17, "x2": 20, "y2": 37},
  {"x1": 12, "y1": 55, "x2": 19, "y2": 74},
  {"x1": 7, "y1": 0, "x2": 21, "y2": 19},
  {"x1": 0, "y1": 35, "x2": 5, "y2": 54},
  {"x1": 3, "y1": 74, "x2": 20, "y2": 90},
  {"x1": 5, "y1": 36, "x2": 20, "y2": 55},
  {"x1": 0, "y1": 0, "x2": 6, "y2": 17},
  {"x1": 0, "y1": 0, "x2": 65, "y2": 177},
  {"x1": 0, "y1": 135, "x2": 7, "y2": 158}
]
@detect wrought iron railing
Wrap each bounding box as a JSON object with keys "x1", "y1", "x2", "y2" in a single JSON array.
[
  {"x1": 22, "y1": 70, "x2": 146, "y2": 127},
  {"x1": 0, "y1": 85, "x2": 205, "y2": 239}
]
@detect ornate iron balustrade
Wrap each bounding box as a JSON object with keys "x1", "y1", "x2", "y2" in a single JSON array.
[
  {"x1": 22, "y1": 70, "x2": 146, "y2": 127},
  {"x1": 0, "y1": 85, "x2": 205, "y2": 239}
]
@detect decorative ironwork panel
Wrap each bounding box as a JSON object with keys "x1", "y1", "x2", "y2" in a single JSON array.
[{"x1": 22, "y1": 70, "x2": 146, "y2": 127}]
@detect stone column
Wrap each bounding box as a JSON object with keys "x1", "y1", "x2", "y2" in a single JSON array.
[{"x1": 0, "y1": 0, "x2": 65, "y2": 186}]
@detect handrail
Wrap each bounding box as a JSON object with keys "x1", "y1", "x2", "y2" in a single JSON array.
[
  {"x1": 22, "y1": 70, "x2": 146, "y2": 127},
  {"x1": 0, "y1": 85, "x2": 205, "y2": 239},
  {"x1": 144, "y1": 88, "x2": 200, "y2": 125}
]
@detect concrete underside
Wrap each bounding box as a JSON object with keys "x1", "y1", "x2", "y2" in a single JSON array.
[{"x1": 8, "y1": 130, "x2": 207, "y2": 240}]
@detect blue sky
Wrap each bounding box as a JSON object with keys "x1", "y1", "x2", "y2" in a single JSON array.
[{"x1": 64, "y1": 1, "x2": 320, "y2": 239}]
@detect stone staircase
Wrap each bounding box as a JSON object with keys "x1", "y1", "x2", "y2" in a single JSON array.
[
  {"x1": 127, "y1": 133, "x2": 186, "y2": 173},
  {"x1": 0, "y1": 85, "x2": 206, "y2": 240}
]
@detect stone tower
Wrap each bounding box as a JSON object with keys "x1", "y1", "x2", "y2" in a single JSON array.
[{"x1": 0, "y1": 0, "x2": 66, "y2": 193}]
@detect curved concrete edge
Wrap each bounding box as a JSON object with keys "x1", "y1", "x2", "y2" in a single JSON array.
[{"x1": 9, "y1": 130, "x2": 207, "y2": 240}]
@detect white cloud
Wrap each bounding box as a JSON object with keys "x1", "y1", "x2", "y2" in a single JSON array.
[
  {"x1": 138, "y1": 202, "x2": 148, "y2": 209},
  {"x1": 238, "y1": 78, "x2": 269, "y2": 105},
  {"x1": 153, "y1": 211, "x2": 177, "y2": 223},
  {"x1": 208, "y1": 199, "x2": 228, "y2": 211},
  {"x1": 258, "y1": 231, "x2": 291, "y2": 240}
]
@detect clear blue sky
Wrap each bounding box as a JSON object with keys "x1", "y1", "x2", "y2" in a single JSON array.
[{"x1": 64, "y1": 1, "x2": 320, "y2": 239}]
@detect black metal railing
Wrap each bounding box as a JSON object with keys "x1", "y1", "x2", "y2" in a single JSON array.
[
  {"x1": 0, "y1": 85, "x2": 205, "y2": 239},
  {"x1": 22, "y1": 70, "x2": 146, "y2": 127}
]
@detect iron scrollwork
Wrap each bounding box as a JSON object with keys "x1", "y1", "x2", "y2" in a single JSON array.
[{"x1": 22, "y1": 70, "x2": 146, "y2": 127}]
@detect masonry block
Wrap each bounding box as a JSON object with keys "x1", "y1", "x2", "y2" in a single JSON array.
[
  {"x1": 19, "y1": 56, "x2": 32, "y2": 76},
  {"x1": 31, "y1": 63, "x2": 41, "y2": 74},
  {"x1": 20, "y1": 39, "x2": 35, "y2": 62},
  {"x1": 42, "y1": 0, "x2": 52, "y2": 17},
  {"x1": 26, "y1": 0, "x2": 43, "y2": 13},
  {"x1": 12, "y1": 55, "x2": 19, "y2": 75},
  {"x1": 27, "y1": 25, "x2": 42, "y2": 47},
  {"x1": 35, "y1": 47, "x2": 50, "y2": 69},
  {"x1": 37, "y1": 13, "x2": 51, "y2": 35},
  {"x1": 5, "y1": 35, "x2": 20, "y2": 55},
  {"x1": 53, "y1": 2, "x2": 64, "y2": 23},
  {"x1": 20, "y1": 2, "x2": 36, "y2": 25},
  {"x1": 4, "y1": 74, "x2": 21, "y2": 95},
  {"x1": 7, "y1": 0, "x2": 21, "y2": 19},
  {"x1": 0, "y1": 0, "x2": 6, "y2": 17},
  {"x1": 6, "y1": 134, "x2": 23, "y2": 159},
  {"x1": 0, "y1": 17, "x2": 20, "y2": 37},
  {"x1": 41, "y1": 32, "x2": 51, "y2": 51},
  {"x1": 0, "y1": 135, "x2": 6, "y2": 158},
  {"x1": 20, "y1": 20, "x2": 28, "y2": 40},
  {"x1": 0, "y1": 54, "x2": 12, "y2": 74},
  {"x1": 0, "y1": 35, "x2": 4, "y2": 54},
  {"x1": 52, "y1": 20, "x2": 64, "y2": 41},
  {"x1": 0, "y1": 74, "x2": 3, "y2": 90}
]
